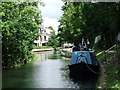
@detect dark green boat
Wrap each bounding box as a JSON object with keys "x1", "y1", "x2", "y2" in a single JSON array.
[{"x1": 69, "y1": 51, "x2": 100, "y2": 80}]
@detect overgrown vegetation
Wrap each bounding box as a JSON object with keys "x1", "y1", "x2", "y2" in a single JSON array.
[
  {"x1": 58, "y1": 2, "x2": 120, "y2": 49},
  {"x1": 2, "y1": 1, "x2": 43, "y2": 69},
  {"x1": 95, "y1": 44, "x2": 120, "y2": 89}
]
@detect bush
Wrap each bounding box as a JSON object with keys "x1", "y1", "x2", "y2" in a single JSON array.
[{"x1": 2, "y1": 2, "x2": 42, "y2": 69}]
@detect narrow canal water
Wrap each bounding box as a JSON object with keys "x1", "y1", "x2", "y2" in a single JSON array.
[{"x1": 2, "y1": 51, "x2": 98, "y2": 89}]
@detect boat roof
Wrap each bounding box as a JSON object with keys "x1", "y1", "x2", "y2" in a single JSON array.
[{"x1": 71, "y1": 51, "x2": 93, "y2": 65}]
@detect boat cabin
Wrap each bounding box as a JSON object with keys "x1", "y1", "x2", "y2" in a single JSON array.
[{"x1": 71, "y1": 51, "x2": 97, "y2": 65}]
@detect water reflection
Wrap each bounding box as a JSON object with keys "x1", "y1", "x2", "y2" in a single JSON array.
[
  {"x1": 2, "y1": 51, "x2": 98, "y2": 89},
  {"x1": 61, "y1": 64, "x2": 97, "y2": 89},
  {"x1": 32, "y1": 51, "x2": 69, "y2": 88}
]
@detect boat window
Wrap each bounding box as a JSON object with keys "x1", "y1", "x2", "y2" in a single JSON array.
[{"x1": 77, "y1": 53, "x2": 88, "y2": 63}]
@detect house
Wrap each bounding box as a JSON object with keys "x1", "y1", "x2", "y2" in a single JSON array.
[{"x1": 34, "y1": 25, "x2": 50, "y2": 46}]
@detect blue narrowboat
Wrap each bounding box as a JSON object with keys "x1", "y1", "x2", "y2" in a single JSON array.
[{"x1": 69, "y1": 50, "x2": 100, "y2": 80}]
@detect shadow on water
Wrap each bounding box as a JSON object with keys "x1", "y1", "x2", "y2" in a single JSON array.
[
  {"x1": 2, "y1": 51, "x2": 98, "y2": 89},
  {"x1": 61, "y1": 65, "x2": 98, "y2": 89}
]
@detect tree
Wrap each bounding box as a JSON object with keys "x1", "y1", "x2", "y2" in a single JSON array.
[
  {"x1": 82, "y1": 2, "x2": 120, "y2": 49},
  {"x1": 48, "y1": 29, "x2": 58, "y2": 51},
  {"x1": 59, "y1": 2, "x2": 120, "y2": 49},
  {"x1": 47, "y1": 26, "x2": 54, "y2": 30},
  {"x1": 1, "y1": 2, "x2": 43, "y2": 68},
  {"x1": 58, "y1": 2, "x2": 85, "y2": 43}
]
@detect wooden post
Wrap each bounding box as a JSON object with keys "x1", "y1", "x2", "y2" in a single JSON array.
[{"x1": 104, "y1": 50, "x2": 107, "y2": 63}]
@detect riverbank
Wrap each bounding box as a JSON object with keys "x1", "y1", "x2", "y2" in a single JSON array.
[
  {"x1": 96, "y1": 50, "x2": 120, "y2": 89},
  {"x1": 32, "y1": 48, "x2": 54, "y2": 52},
  {"x1": 3, "y1": 48, "x2": 54, "y2": 69},
  {"x1": 60, "y1": 48, "x2": 72, "y2": 58}
]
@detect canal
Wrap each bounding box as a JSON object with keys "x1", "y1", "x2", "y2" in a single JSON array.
[{"x1": 2, "y1": 51, "x2": 98, "y2": 89}]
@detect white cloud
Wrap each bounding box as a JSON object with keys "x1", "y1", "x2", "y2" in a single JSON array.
[
  {"x1": 38, "y1": 0, "x2": 64, "y2": 34},
  {"x1": 42, "y1": 17, "x2": 59, "y2": 33}
]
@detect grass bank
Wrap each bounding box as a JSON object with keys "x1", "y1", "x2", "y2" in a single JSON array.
[
  {"x1": 95, "y1": 48, "x2": 120, "y2": 89},
  {"x1": 33, "y1": 46, "x2": 52, "y2": 49}
]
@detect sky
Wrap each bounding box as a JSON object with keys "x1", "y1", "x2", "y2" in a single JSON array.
[{"x1": 38, "y1": 0, "x2": 64, "y2": 33}]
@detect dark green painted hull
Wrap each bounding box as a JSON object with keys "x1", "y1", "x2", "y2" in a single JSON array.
[{"x1": 69, "y1": 62, "x2": 100, "y2": 80}]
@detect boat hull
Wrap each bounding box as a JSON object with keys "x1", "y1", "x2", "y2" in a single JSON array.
[{"x1": 69, "y1": 62, "x2": 100, "y2": 80}]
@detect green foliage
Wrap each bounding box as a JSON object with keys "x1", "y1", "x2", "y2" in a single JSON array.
[
  {"x1": 59, "y1": 2, "x2": 120, "y2": 49},
  {"x1": 33, "y1": 46, "x2": 52, "y2": 49},
  {"x1": 48, "y1": 30, "x2": 59, "y2": 51},
  {"x1": 82, "y1": 2, "x2": 120, "y2": 49},
  {"x1": 95, "y1": 46, "x2": 120, "y2": 89},
  {"x1": 47, "y1": 26, "x2": 54, "y2": 30},
  {"x1": 2, "y1": 2, "x2": 42, "y2": 69},
  {"x1": 59, "y1": 2, "x2": 83, "y2": 43}
]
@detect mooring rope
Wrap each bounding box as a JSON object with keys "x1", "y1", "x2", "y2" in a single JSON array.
[{"x1": 85, "y1": 63, "x2": 100, "y2": 75}]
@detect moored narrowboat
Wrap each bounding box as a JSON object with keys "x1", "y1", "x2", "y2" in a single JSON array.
[{"x1": 69, "y1": 50, "x2": 100, "y2": 80}]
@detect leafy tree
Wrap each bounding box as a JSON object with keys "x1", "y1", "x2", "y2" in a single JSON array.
[
  {"x1": 59, "y1": 2, "x2": 120, "y2": 49},
  {"x1": 1, "y1": 2, "x2": 42, "y2": 68},
  {"x1": 48, "y1": 29, "x2": 58, "y2": 51},
  {"x1": 47, "y1": 26, "x2": 54, "y2": 30},
  {"x1": 82, "y1": 2, "x2": 120, "y2": 49},
  {"x1": 58, "y1": 2, "x2": 85, "y2": 43}
]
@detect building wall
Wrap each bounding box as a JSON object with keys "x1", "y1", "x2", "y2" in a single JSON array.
[{"x1": 34, "y1": 25, "x2": 50, "y2": 46}]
